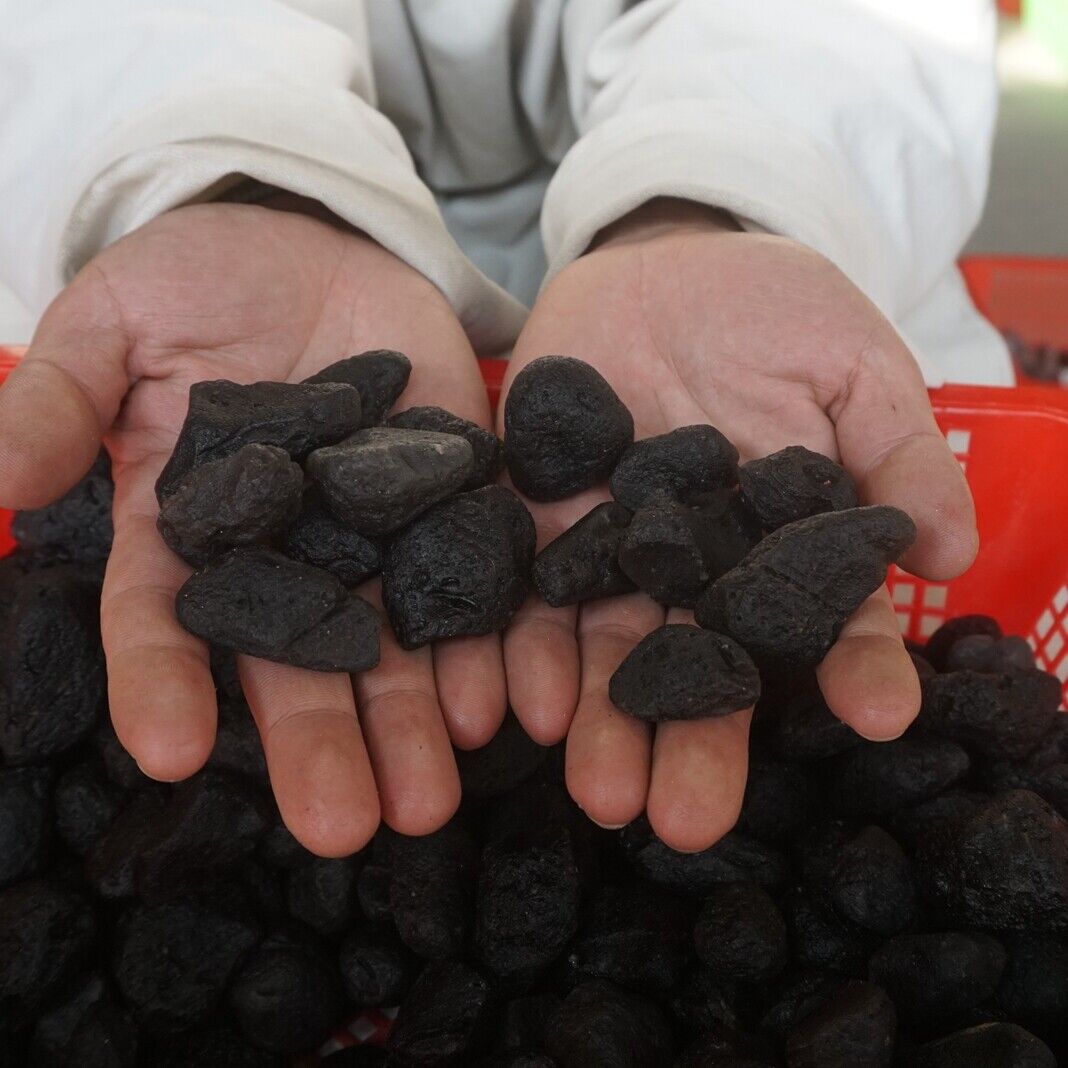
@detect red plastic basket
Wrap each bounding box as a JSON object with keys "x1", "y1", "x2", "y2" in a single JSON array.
[{"x1": 1, "y1": 256, "x2": 1067, "y2": 700}]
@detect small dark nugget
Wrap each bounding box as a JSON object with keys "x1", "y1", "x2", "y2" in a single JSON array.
[
  {"x1": 157, "y1": 444, "x2": 303, "y2": 565},
  {"x1": 609, "y1": 424, "x2": 739, "y2": 511},
  {"x1": 532, "y1": 501, "x2": 634, "y2": 607},
  {"x1": 784, "y1": 980, "x2": 896, "y2": 1068},
  {"x1": 504, "y1": 356, "x2": 634, "y2": 501},
  {"x1": 383, "y1": 485, "x2": 535, "y2": 649},
  {"x1": 389, "y1": 405, "x2": 503, "y2": 489},
  {"x1": 306, "y1": 427, "x2": 474, "y2": 536},
  {"x1": 156, "y1": 379, "x2": 362, "y2": 501},
  {"x1": 305, "y1": 349, "x2": 412, "y2": 426},
  {"x1": 283, "y1": 491, "x2": 383, "y2": 587},
  {"x1": 738, "y1": 445, "x2": 857, "y2": 532},
  {"x1": 609, "y1": 624, "x2": 760, "y2": 722},
  {"x1": 176, "y1": 548, "x2": 380, "y2": 673},
  {"x1": 909, "y1": 1023, "x2": 1056, "y2": 1068},
  {"x1": 696, "y1": 505, "x2": 916, "y2": 666}
]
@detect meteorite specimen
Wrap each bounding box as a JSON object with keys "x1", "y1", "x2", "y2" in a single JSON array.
[
  {"x1": 738, "y1": 446, "x2": 857, "y2": 532},
  {"x1": 12, "y1": 449, "x2": 114, "y2": 562},
  {"x1": 544, "y1": 980, "x2": 673, "y2": 1067},
  {"x1": 54, "y1": 759, "x2": 123, "y2": 858},
  {"x1": 566, "y1": 883, "x2": 693, "y2": 994},
  {"x1": 389, "y1": 819, "x2": 477, "y2": 959},
  {"x1": 996, "y1": 934, "x2": 1068, "y2": 1051},
  {"x1": 283, "y1": 490, "x2": 383, "y2": 587},
  {"x1": 920, "y1": 789, "x2": 1068, "y2": 932},
  {"x1": 0, "y1": 567, "x2": 105, "y2": 763},
  {"x1": 828, "y1": 736, "x2": 970, "y2": 817},
  {"x1": 868, "y1": 932, "x2": 1007, "y2": 1029},
  {"x1": 784, "y1": 980, "x2": 896, "y2": 1068},
  {"x1": 609, "y1": 424, "x2": 739, "y2": 511},
  {"x1": 694, "y1": 884, "x2": 788, "y2": 984},
  {"x1": 157, "y1": 444, "x2": 303, "y2": 565},
  {"x1": 0, "y1": 880, "x2": 96, "y2": 1030},
  {"x1": 670, "y1": 967, "x2": 739, "y2": 1035},
  {"x1": 338, "y1": 925, "x2": 414, "y2": 1007},
  {"x1": 382, "y1": 486, "x2": 536, "y2": 649},
  {"x1": 30, "y1": 972, "x2": 137, "y2": 1068},
  {"x1": 620, "y1": 817, "x2": 788, "y2": 893},
  {"x1": 504, "y1": 356, "x2": 634, "y2": 501},
  {"x1": 284, "y1": 855, "x2": 358, "y2": 935},
  {"x1": 389, "y1": 405, "x2": 503, "y2": 489},
  {"x1": 826, "y1": 825, "x2": 916, "y2": 935},
  {"x1": 455, "y1": 711, "x2": 547, "y2": 800},
  {"x1": 616, "y1": 495, "x2": 722, "y2": 607},
  {"x1": 695, "y1": 505, "x2": 917, "y2": 666},
  {"x1": 923, "y1": 614, "x2": 1003, "y2": 671},
  {"x1": 608, "y1": 624, "x2": 761, "y2": 722},
  {"x1": 113, "y1": 893, "x2": 260, "y2": 1034},
  {"x1": 306, "y1": 427, "x2": 475, "y2": 536},
  {"x1": 500, "y1": 993, "x2": 562, "y2": 1052},
  {"x1": 945, "y1": 633, "x2": 1035, "y2": 674},
  {"x1": 228, "y1": 931, "x2": 344, "y2": 1054},
  {"x1": 156, "y1": 379, "x2": 362, "y2": 500},
  {"x1": 909, "y1": 1023, "x2": 1056, "y2": 1068},
  {"x1": 176, "y1": 548, "x2": 380, "y2": 672},
  {"x1": 921, "y1": 669, "x2": 1062, "y2": 760},
  {"x1": 532, "y1": 501, "x2": 634, "y2": 607},
  {"x1": 387, "y1": 960, "x2": 490, "y2": 1066},
  {"x1": 786, "y1": 892, "x2": 873, "y2": 975},
  {"x1": 764, "y1": 687, "x2": 861, "y2": 763},
  {"x1": 306, "y1": 349, "x2": 412, "y2": 426},
  {"x1": 736, "y1": 759, "x2": 822, "y2": 843},
  {"x1": 85, "y1": 789, "x2": 169, "y2": 900},
  {"x1": 0, "y1": 765, "x2": 51, "y2": 887}
]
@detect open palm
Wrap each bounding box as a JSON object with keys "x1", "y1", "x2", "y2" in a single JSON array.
[
  {"x1": 0, "y1": 202, "x2": 505, "y2": 856},
  {"x1": 501, "y1": 211, "x2": 977, "y2": 852}
]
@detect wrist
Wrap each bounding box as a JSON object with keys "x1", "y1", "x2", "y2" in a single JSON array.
[{"x1": 591, "y1": 197, "x2": 742, "y2": 252}]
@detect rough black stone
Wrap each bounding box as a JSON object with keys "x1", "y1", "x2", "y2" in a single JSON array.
[
  {"x1": 500, "y1": 992, "x2": 562, "y2": 1052},
  {"x1": 157, "y1": 443, "x2": 302, "y2": 565},
  {"x1": 54, "y1": 758, "x2": 122, "y2": 858},
  {"x1": 0, "y1": 880, "x2": 96, "y2": 1031},
  {"x1": 504, "y1": 356, "x2": 634, "y2": 501},
  {"x1": 609, "y1": 425, "x2": 738, "y2": 511},
  {"x1": 532, "y1": 501, "x2": 634, "y2": 607},
  {"x1": 609, "y1": 624, "x2": 761, "y2": 722},
  {"x1": 176, "y1": 548, "x2": 380, "y2": 672},
  {"x1": 285, "y1": 855, "x2": 358, "y2": 935},
  {"x1": 382, "y1": 486, "x2": 535, "y2": 649},
  {"x1": 826, "y1": 826, "x2": 915, "y2": 935},
  {"x1": 670, "y1": 966, "x2": 739, "y2": 1035},
  {"x1": 228, "y1": 931, "x2": 344, "y2": 1054},
  {"x1": 305, "y1": 349, "x2": 412, "y2": 426},
  {"x1": 389, "y1": 405, "x2": 503, "y2": 489},
  {"x1": 996, "y1": 935, "x2": 1068, "y2": 1052},
  {"x1": 113, "y1": 893, "x2": 259, "y2": 1034},
  {"x1": 945, "y1": 634, "x2": 1035, "y2": 674},
  {"x1": 0, "y1": 568, "x2": 105, "y2": 763},
  {"x1": 12, "y1": 449, "x2": 113, "y2": 562},
  {"x1": 695, "y1": 506, "x2": 917, "y2": 666},
  {"x1": 694, "y1": 884, "x2": 788, "y2": 984},
  {"x1": 736, "y1": 759, "x2": 822, "y2": 843},
  {"x1": 455, "y1": 712, "x2": 546, "y2": 800},
  {"x1": 544, "y1": 980, "x2": 673, "y2": 1068},
  {"x1": 786, "y1": 892, "x2": 873, "y2": 975},
  {"x1": 923, "y1": 615, "x2": 1003, "y2": 671},
  {"x1": 30, "y1": 972, "x2": 137, "y2": 1068},
  {"x1": 829, "y1": 736, "x2": 970, "y2": 816},
  {"x1": 738, "y1": 446, "x2": 857, "y2": 532},
  {"x1": 387, "y1": 960, "x2": 490, "y2": 1066},
  {"x1": 868, "y1": 932, "x2": 1007, "y2": 1029},
  {"x1": 0, "y1": 765, "x2": 51, "y2": 886},
  {"x1": 919, "y1": 789, "x2": 1068, "y2": 932},
  {"x1": 339, "y1": 925, "x2": 414, "y2": 1007},
  {"x1": 765, "y1": 686, "x2": 861, "y2": 763},
  {"x1": 909, "y1": 1023, "x2": 1056, "y2": 1068},
  {"x1": 157, "y1": 378, "x2": 362, "y2": 500},
  {"x1": 307, "y1": 427, "x2": 474, "y2": 536},
  {"x1": 784, "y1": 980, "x2": 896, "y2": 1068},
  {"x1": 283, "y1": 490, "x2": 383, "y2": 587},
  {"x1": 85, "y1": 788, "x2": 169, "y2": 899},
  {"x1": 921, "y1": 670, "x2": 1062, "y2": 760}
]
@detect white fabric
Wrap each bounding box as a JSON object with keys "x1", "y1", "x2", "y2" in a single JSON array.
[{"x1": 0, "y1": 0, "x2": 1011, "y2": 382}]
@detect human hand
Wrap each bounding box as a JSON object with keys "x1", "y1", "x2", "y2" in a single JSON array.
[
  {"x1": 0, "y1": 202, "x2": 506, "y2": 856},
  {"x1": 500, "y1": 199, "x2": 977, "y2": 852}
]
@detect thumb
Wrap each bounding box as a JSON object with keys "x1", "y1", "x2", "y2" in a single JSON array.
[{"x1": 0, "y1": 271, "x2": 130, "y2": 508}]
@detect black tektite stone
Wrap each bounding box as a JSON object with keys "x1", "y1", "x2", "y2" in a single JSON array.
[
  {"x1": 305, "y1": 349, "x2": 412, "y2": 426},
  {"x1": 389, "y1": 405, "x2": 503, "y2": 489}
]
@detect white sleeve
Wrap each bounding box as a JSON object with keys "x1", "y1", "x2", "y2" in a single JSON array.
[
  {"x1": 545, "y1": 0, "x2": 1009, "y2": 382},
  {"x1": 0, "y1": 0, "x2": 524, "y2": 353}
]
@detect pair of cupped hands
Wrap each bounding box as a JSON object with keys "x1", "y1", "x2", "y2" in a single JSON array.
[{"x1": 0, "y1": 195, "x2": 977, "y2": 857}]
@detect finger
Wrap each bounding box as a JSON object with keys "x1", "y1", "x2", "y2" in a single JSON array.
[
  {"x1": 433, "y1": 634, "x2": 507, "y2": 750},
  {"x1": 0, "y1": 274, "x2": 130, "y2": 507},
  {"x1": 565, "y1": 593, "x2": 661, "y2": 829},
  {"x1": 102, "y1": 453, "x2": 217, "y2": 782},
  {"x1": 817, "y1": 586, "x2": 921, "y2": 741},
  {"x1": 646, "y1": 607, "x2": 752, "y2": 853},
  {"x1": 830, "y1": 324, "x2": 977, "y2": 581},
  {"x1": 354, "y1": 582, "x2": 461, "y2": 835},
  {"x1": 238, "y1": 656, "x2": 380, "y2": 858}
]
